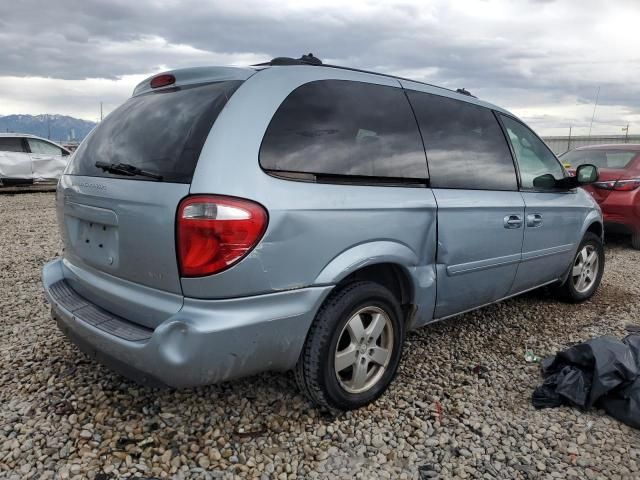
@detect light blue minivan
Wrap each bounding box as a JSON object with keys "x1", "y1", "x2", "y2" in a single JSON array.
[{"x1": 43, "y1": 54, "x2": 604, "y2": 410}]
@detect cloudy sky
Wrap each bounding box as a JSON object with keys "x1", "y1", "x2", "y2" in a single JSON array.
[{"x1": 1, "y1": 0, "x2": 639, "y2": 136}]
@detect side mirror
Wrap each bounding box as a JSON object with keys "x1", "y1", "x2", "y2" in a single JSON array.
[
  {"x1": 532, "y1": 164, "x2": 599, "y2": 190},
  {"x1": 575, "y1": 163, "x2": 599, "y2": 185}
]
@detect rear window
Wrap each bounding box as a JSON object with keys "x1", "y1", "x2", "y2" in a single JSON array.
[
  {"x1": 561, "y1": 149, "x2": 638, "y2": 170},
  {"x1": 0, "y1": 137, "x2": 25, "y2": 153},
  {"x1": 67, "y1": 81, "x2": 242, "y2": 183},
  {"x1": 260, "y1": 80, "x2": 427, "y2": 183}
]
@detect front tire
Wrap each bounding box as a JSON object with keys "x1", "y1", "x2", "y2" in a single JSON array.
[
  {"x1": 555, "y1": 232, "x2": 605, "y2": 302},
  {"x1": 295, "y1": 281, "x2": 404, "y2": 411},
  {"x1": 631, "y1": 231, "x2": 640, "y2": 250}
]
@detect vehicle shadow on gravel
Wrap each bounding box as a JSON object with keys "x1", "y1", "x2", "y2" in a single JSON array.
[{"x1": 43, "y1": 278, "x2": 609, "y2": 433}]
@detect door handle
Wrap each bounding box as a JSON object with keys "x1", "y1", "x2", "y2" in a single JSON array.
[
  {"x1": 527, "y1": 213, "x2": 543, "y2": 228},
  {"x1": 504, "y1": 214, "x2": 523, "y2": 229}
]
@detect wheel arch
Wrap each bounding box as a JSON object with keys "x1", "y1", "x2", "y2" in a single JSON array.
[
  {"x1": 586, "y1": 220, "x2": 604, "y2": 241},
  {"x1": 561, "y1": 216, "x2": 604, "y2": 284},
  {"x1": 314, "y1": 241, "x2": 419, "y2": 305},
  {"x1": 336, "y1": 262, "x2": 414, "y2": 307},
  {"x1": 312, "y1": 241, "x2": 428, "y2": 330},
  {"x1": 581, "y1": 210, "x2": 604, "y2": 242}
]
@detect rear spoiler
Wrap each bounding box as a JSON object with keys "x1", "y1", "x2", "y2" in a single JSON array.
[{"x1": 132, "y1": 66, "x2": 257, "y2": 97}]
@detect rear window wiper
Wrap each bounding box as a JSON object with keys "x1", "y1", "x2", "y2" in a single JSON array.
[{"x1": 95, "y1": 161, "x2": 163, "y2": 181}]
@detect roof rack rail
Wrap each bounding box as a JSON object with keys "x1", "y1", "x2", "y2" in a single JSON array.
[
  {"x1": 253, "y1": 54, "x2": 480, "y2": 101},
  {"x1": 253, "y1": 53, "x2": 322, "y2": 67}
]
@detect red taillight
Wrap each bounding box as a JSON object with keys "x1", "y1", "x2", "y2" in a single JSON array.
[
  {"x1": 593, "y1": 179, "x2": 640, "y2": 191},
  {"x1": 613, "y1": 179, "x2": 640, "y2": 191},
  {"x1": 150, "y1": 74, "x2": 176, "y2": 89},
  {"x1": 593, "y1": 181, "x2": 616, "y2": 190},
  {"x1": 177, "y1": 195, "x2": 268, "y2": 277}
]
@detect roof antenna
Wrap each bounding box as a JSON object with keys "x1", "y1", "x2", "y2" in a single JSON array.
[
  {"x1": 253, "y1": 53, "x2": 323, "y2": 67},
  {"x1": 456, "y1": 88, "x2": 475, "y2": 98},
  {"x1": 300, "y1": 53, "x2": 322, "y2": 65}
]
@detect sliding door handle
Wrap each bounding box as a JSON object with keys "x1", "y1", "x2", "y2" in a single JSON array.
[
  {"x1": 527, "y1": 213, "x2": 543, "y2": 227},
  {"x1": 504, "y1": 214, "x2": 523, "y2": 229}
]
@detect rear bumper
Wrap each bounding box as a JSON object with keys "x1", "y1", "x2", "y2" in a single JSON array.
[
  {"x1": 603, "y1": 220, "x2": 636, "y2": 236},
  {"x1": 601, "y1": 191, "x2": 640, "y2": 235},
  {"x1": 43, "y1": 258, "x2": 332, "y2": 388}
]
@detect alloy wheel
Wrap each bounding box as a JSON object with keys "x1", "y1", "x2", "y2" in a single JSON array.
[
  {"x1": 572, "y1": 244, "x2": 599, "y2": 293},
  {"x1": 334, "y1": 306, "x2": 394, "y2": 394}
]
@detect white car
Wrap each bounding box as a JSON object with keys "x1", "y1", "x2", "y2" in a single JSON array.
[{"x1": 0, "y1": 133, "x2": 71, "y2": 185}]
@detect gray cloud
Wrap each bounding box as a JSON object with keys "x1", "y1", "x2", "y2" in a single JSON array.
[{"x1": 0, "y1": 0, "x2": 639, "y2": 134}]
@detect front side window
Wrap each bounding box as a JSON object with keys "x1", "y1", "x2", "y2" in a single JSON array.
[
  {"x1": 499, "y1": 115, "x2": 565, "y2": 190},
  {"x1": 260, "y1": 80, "x2": 427, "y2": 182},
  {"x1": 27, "y1": 138, "x2": 63, "y2": 156},
  {"x1": 407, "y1": 91, "x2": 517, "y2": 190},
  {"x1": 0, "y1": 137, "x2": 25, "y2": 153}
]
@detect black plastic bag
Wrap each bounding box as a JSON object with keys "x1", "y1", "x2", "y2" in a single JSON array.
[
  {"x1": 532, "y1": 334, "x2": 640, "y2": 429},
  {"x1": 602, "y1": 377, "x2": 640, "y2": 429}
]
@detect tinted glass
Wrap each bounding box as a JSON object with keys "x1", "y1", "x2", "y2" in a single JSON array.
[
  {"x1": 67, "y1": 81, "x2": 242, "y2": 183},
  {"x1": 260, "y1": 80, "x2": 427, "y2": 181},
  {"x1": 561, "y1": 149, "x2": 638, "y2": 170},
  {"x1": 0, "y1": 137, "x2": 25, "y2": 153},
  {"x1": 500, "y1": 115, "x2": 564, "y2": 189},
  {"x1": 28, "y1": 138, "x2": 63, "y2": 155},
  {"x1": 407, "y1": 91, "x2": 517, "y2": 190}
]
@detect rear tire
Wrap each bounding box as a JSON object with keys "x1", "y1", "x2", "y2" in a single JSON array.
[
  {"x1": 555, "y1": 232, "x2": 604, "y2": 303},
  {"x1": 632, "y1": 232, "x2": 640, "y2": 250},
  {"x1": 295, "y1": 281, "x2": 404, "y2": 411}
]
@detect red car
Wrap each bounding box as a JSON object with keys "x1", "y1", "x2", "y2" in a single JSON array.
[{"x1": 561, "y1": 144, "x2": 640, "y2": 249}]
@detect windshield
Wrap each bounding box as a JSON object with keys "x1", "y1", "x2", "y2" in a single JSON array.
[
  {"x1": 66, "y1": 81, "x2": 242, "y2": 183},
  {"x1": 560, "y1": 149, "x2": 638, "y2": 170}
]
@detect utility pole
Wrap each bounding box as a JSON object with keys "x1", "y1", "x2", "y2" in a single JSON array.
[
  {"x1": 623, "y1": 124, "x2": 629, "y2": 143},
  {"x1": 588, "y1": 87, "x2": 600, "y2": 138},
  {"x1": 100, "y1": 102, "x2": 103, "y2": 122},
  {"x1": 568, "y1": 126, "x2": 572, "y2": 151},
  {"x1": 47, "y1": 114, "x2": 51, "y2": 139}
]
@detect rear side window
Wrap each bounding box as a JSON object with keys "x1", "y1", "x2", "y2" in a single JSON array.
[
  {"x1": 260, "y1": 80, "x2": 427, "y2": 182},
  {"x1": 561, "y1": 149, "x2": 638, "y2": 170},
  {"x1": 67, "y1": 81, "x2": 242, "y2": 183},
  {"x1": 0, "y1": 137, "x2": 25, "y2": 153},
  {"x1": 407, "y1": 91, "x2": 517, "y2": 191}
]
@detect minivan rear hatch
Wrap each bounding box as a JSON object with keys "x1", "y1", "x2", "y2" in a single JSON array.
[{"x1": 60, "y1": 69, "x2": 251, "y2": 304}]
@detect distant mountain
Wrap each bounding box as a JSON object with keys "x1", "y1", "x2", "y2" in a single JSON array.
[{"x1": 0, "y1": 114, "x2": 96, "y2": 143}]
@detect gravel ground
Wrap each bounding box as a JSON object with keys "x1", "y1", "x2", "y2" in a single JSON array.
[{"x1": 1, "y1": 192, "x2": 639, "y2": 480}]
